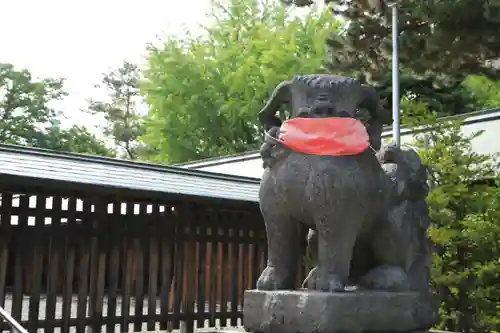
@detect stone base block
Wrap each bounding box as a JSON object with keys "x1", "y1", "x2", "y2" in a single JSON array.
[{"x1": 243, "y1": 290, "x2": 438, "y2": 333}]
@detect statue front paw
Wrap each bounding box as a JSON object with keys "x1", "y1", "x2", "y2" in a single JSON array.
[
  {"x1": 359, "y1": 265, "x2": 410, "y2": 291},
  {"x1": 307, "y1": 268, "x2": 345, "y2": 292},
  {"x1": 256, "y1": 266, "x2": 293, "y2": 290}
]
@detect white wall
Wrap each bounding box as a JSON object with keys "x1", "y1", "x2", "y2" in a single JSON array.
[
  {"x1": 461, "y1": 119, "x2": 500, "y2": 155},
  {"x1": 194, "y1": 156, "x2": 263, "y2": 178},
  {"x1": 381, "y1": 117, "x2": 500, "y2": 155}
]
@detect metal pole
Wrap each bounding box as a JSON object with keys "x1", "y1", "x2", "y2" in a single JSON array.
[
  {"x1": 390, "y1": 3, "x2": 400, "y2": 147},
  {"x1": 0, "y1": 306, "x2": 28, "y2": 333}
]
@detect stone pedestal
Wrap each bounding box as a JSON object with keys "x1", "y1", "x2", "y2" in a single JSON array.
[{"x1": 243, "y1": 290, "x2": 438, "y2": 333}]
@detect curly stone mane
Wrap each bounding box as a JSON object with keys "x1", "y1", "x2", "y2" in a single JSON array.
[{"x1": 291, "y1": 74, "x2": 359, "y2": 89}]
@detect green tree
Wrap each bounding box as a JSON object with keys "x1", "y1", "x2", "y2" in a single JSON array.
[
  {"x1": 463, "y1": 75, "x2": 500, "y2": 110},
  {"x1": 292, "y1": 0, "x2": 500, "y2": 81},
  {"x1": 86, "y1": 61, "x2": 148, "y2": 160},
  {"x1": 141, "y1": 0, "x2": 336, "y2": 164},
  {"x1": 408, "y1": 107, "x2": 500, "y2": 333},
  {"x1": 0, "y1": 63, "x2": 113, "y2": 156},
  {"x1": 41, "y1": 123, "x2": 115, "y2": 156},
  {"x1": 280, "y1": 0, "x2": 500, "y2": 118}
]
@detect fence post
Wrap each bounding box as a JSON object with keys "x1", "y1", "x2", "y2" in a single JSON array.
[{"x1": 180, "y1": 203, "x2": 196, "y2": 333}]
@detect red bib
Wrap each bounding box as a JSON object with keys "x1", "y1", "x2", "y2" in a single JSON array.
[{"x1": 277, "y1": 117, "x2": 369, "y2": 156}]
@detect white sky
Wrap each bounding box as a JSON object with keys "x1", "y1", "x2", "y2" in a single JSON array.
[{"x1": 0, "y1": 0, "x2": 211, "y2": 130}]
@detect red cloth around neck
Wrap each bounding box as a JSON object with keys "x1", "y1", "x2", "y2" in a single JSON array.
[{"x1": 277, "y1": 117, "x2": 369, "y2": 156}]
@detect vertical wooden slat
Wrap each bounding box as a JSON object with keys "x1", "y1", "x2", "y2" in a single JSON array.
[
  {"x1": 196, "y1": 220, "x2": 207, "y2": 328},
  {"x1": 207, "y1": 222, "x2": 217, "y2": 328},
  {"x1": 18, "y1": 194, "x2": 29, "y2": 295},
  {"x1": 246, "y1": 237, "x2": 253, "y2": 290},
  {"x1": 45, "y1": 195, "x2": 63, "y2": 333},
  {"x1": 180, "y1": 203, "x2": 196, "y2": 333},
  {"x1": 209, "y1": 219, "x2": 219, "y2": 327},
  {"x1": 237, "y1": 227, "x2": 244, "y2": 304},
  {"x1": 220, "y1": 215, "x2": 229, "y2": 327},
  {"x1": 251, "y1": 230, "x2": 260, "y2": 288},
  {"x1": 204, "y1": 232, "x2": 211, "y2": 306},
  {"x1": 147, "y1": 205, "x2": 160, "y2": 331},
  {"x1": 241, "y1": 217, "x2": 252, "y2": 294},
  {"x1": 27, "y1": 195, "x2": 46, "y2": 332},
  {"x1": 62, "y1": 197, "x2": 77, "y2": 333},
  {"x1": 121, "y1": 202, "x2": 134, "y2": 333},
  {"x1": 172, "y1": 211, "x2": 184, "y2": 330},
  {"x1": 133, "y1": 236, "x2": 144, "y2": 331},
  {"x1": 0, "y1": 192, "x2": 13, "y2": 227},
  {"x1": 106, "y1": 201, "x2": 121, "y2": 333},
  {"x1": 0, "y1": 192, "x2": 13, "y2": 308},
  {"x1": 231, "y1": 224, "x2": 240, "y2": 326},
  {"x1": 134, "y1": 203, "x2": 148, "y2": 331},
  {"x1": 18, "y1": 194, "x2": 30, "y2": 228},
  {"x1": 11, "y1": 194, "x2": 30, "y2": 329},
  {"x1": 76, "y1": 200, "x2": 92, "y2": 333},
  {"x1": 95, "y1": 247, "x2": 106, "y2": 331},
  {"x1": 11, "y1": 236, "x2": 23, "y2": 327},
  {"x1": 90, "y1": 199, "x2": 107, "y2": 333},
  {"x1": 88, "y1": 201, "x2": 99, "y2": 332},
  {"x1": 121, "y1": 240, "x2": 133, "y2": 333},
  {"x1": 0, "y1": 236, "x2": 9, "y2": 309},
  {"x1": 159, "y1": 205, "x2": 174, "y2": 331}
]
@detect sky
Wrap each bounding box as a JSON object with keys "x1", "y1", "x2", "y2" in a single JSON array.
[{"x1": 0, "y1": 0, "x2": 211, "y2": 129}]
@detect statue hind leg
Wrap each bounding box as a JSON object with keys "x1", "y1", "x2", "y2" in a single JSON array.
[
  {"x1": 308, "y1": 209, "x2": 363, "y2": 292},
  {"x1": 256, "y1": 209, "x2": 300, "y2": 290},
  {"x1": 359, "y1": 216, "x2": 410, "y2": 291}
]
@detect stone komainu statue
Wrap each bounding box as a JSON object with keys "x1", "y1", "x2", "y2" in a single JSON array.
[{"x1": 256, "y1": 74, "x2": 432, "y2": 292}]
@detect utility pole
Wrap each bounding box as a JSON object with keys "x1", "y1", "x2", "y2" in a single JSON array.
[{"x1": 389, "y1": 1, "x2": 400, "y2": 147}]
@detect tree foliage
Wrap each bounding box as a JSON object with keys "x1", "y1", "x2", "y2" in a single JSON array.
[
  {"x1": 405, "y1": 104, "x2": 500, "y2": 333},
  {"x1": 463, "y1": 75, "x2": 500, "y2": 109},
  {"x1": 37, "y1": 123, "x2": 114, "y2": 156},
  {"x1": 86, "y1": 61, "x2": 148, "y2": 160},
  {"x1": 279, "y1": 0, "x2": 500, "y2": 119},
  {"x1": 288, "y1": 0, "x2": 500, "y2": 81},
  {"x1": 0, "y1": 63, "x2": 112, "y2": 156},
  {"x1": 141, "y1": 0, "x2": 336, "y2": 163}
]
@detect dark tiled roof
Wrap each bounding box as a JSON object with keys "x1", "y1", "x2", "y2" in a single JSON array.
[{"x1": 0, "y1": 144, "x2": 260, "y2": 203}]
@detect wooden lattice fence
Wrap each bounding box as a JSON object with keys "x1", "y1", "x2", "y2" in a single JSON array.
[{"x1": 0, "y1": 191, "x2": 271, "y2": 333}]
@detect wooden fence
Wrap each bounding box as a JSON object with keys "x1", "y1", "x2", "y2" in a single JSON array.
[{"x1": 0, "y1": 189, "x2": 291, "y2": 333}]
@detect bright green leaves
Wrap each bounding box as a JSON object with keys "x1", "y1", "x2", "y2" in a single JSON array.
[
  {"x1": 141, "y1": 0, "x2": 335, "y2": 163},
  {"x1": 414, "y1": 117, "x2": 500, "y2": 332}
]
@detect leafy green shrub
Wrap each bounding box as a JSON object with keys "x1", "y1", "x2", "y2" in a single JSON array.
[{"x1": 410, "y1": 113, "x2": 500, "y2": 333}]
